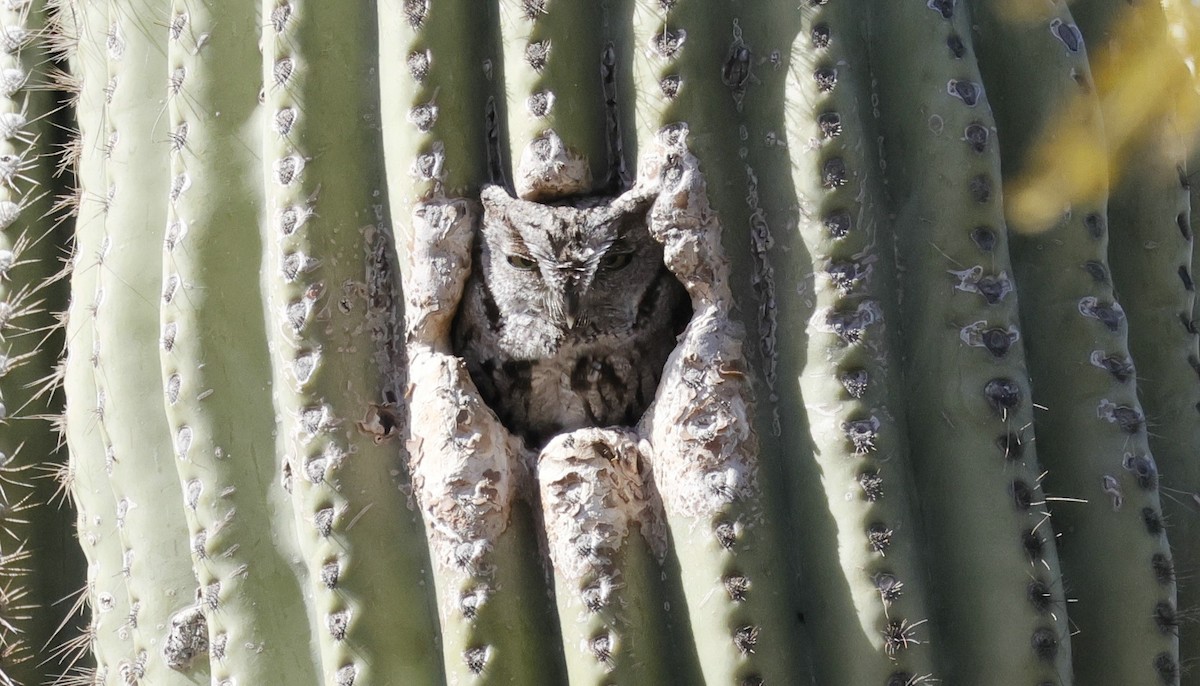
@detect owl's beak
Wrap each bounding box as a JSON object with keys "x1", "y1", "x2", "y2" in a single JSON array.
[{"x1": 563, "y1": 287, "x2": 580, "y2": 329}]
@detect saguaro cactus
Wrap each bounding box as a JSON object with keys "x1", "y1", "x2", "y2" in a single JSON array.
[{"x1": 0, "y1": 0, "x2": 1197, "y2": 684}]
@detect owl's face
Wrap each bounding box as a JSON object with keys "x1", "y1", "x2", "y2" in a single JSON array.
[{"x1": 477, "y1": 185, "x2": 668, "y2": 338}]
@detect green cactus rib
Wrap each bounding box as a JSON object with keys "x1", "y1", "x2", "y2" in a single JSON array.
[
  {"x1": 1105, "y1": 95, "x2": 1200, "y2": 686},
  {"x1": 66, "y1": 0, "x2": 211, "y2": 682},
  {"x1": 1103, "y1": 122, "x2": 1200, "y2": 682},
  {"x1": 637, "y1": 169, "x2": 812, "y2": 686},
  {"x1": 451, "y1": 502, "x2": 567, "y2": 684},
  {"x1": 58, "y1": 0, "x2": 137, "y2": 679},
  {"x1": 537, "y1": 430, "x2": 700, "y2": 684},
  {"x1": 0, "y1": 0, "x2": 79, "y2": 680},
  {"x1": 626, "y1": 0, "x2": 790, "y2": 499},
  {"x1": 157, "y1": 1, "x2": 317, "y2": 682},
  {"x1": 259, "y1": 0, "x2": 442, "y2": 682},
  {"x1": 380, "y1": 0, "x2": 496, "y2": 211},
  {"x1": 1183, "y1": 64, "x2": 1200, "y2": 686},
  {"x1": 730, "y1": 1, "x2": 940, "y2": 681},
  {"x1": 427, "y1": 501, "x2": 565, "y2": 685},
  {"x1": 499, "y1": 0, "x2": 608, "y2": 197},
  {"x1": 629, "y1": 6, "x2": 813, "y2": 681},
  {"x1": 868, "y1": 0, "x2": 1074, "y2": 682},
  {"x1": 383, "y1": 0, "x2": 615, "y2": 662},
  {"x1": 969, "y1": 0, "x2": 1179, "y2": 682},
  {"x1": 1066, "y1": 0, "x2": 1200, "y2": 671}
]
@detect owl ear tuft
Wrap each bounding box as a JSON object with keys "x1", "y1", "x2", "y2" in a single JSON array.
[
  {"x1": 480, "y1": 183, "x2": 514, "y2": 206},
  {"x1": 480, "y1": 184, "x2": 514, "y2": 218}
]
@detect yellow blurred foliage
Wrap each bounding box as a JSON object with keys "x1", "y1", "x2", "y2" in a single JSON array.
[{"x1": 1006, "y1": 0, "x2": 1200, "y2": 232}]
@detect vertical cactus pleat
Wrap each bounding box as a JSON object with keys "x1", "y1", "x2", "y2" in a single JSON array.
[
  {"x1": 499, "y1": 0, "x2": 610, "y2": 198},
  {"x1": 381, "y1": 0, "x2": 495, "y2": 214},
  {"x1": 1187, "y1": 102, "x2": 1200, "y2": 679},
  {"x1": 640, "y1": 154, "x2": 812, "y2": 685},
  {"x1": 627, "y1": 3, "x2": 813, "y2": 683},
  {"x1": 259, "y1": 0, "x2": 443, "y2": 682},
  {"x1": 1195, "y1": 153, "x2": 1200, "y2": 330},
  {"x1": 385, "y1": 1, "x2": 570, "y2": 680},
  {"x1": 1068, "y1": 0, "x2": 1200, "y2": 670},
  {"x1": 757, "y1": 1, "x2": 941, "y2": 682},
  {"x1": 61, "y1": 0, "x2": 210, "y2": 682},
  {"x1": 59, "y1": 0, "x2": 138, "y2": 680},
  {"x1": 537, "y1": 427, "x2": 695, "y2": 684},
  {"x1": 158, "y1": 0, "x2": 318, "y2": 682},
  {"x1": 970, "y1": 0, "x2": 1179, "y2": 682},
  {"x1": 869, "y1": 0, "x2": 1073, "y2": 682}
]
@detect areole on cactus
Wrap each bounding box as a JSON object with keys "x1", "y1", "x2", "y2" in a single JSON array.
[{"x1": 0, "y1": 0, "x2": 1195, "y2": 684}]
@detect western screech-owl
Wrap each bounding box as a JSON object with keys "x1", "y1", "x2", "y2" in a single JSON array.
[{"x1": 452, "y1": 184, "x2": 690, "y2": 449}]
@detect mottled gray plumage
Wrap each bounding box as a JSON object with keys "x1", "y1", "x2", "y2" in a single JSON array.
[{"x1": 452, "y1": 184, "x2": 689, "y2": 448}]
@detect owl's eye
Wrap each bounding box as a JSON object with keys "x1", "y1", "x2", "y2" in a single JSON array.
[
  {"x1": 600, "y1": 251, "x2": 633, "y2": 270},
  {"x1": 506, "y1": 254, "x2": 538, "y2": 270}
]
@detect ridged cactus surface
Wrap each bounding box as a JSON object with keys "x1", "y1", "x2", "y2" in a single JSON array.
[{"x1": 0, "y1": 0, "x2": 1196, "y2": 685}]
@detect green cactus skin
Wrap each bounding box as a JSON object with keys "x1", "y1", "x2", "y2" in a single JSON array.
[
  {"x1": 382, "y1": 0, "x2": 497, "y2": 208},
  {"x1": 632, "y1": 134, "x2": 812, "y2": 683},
  {"x1": 382, "y1": 4, "x2": 611, "y2": 680},
  {"x1": 979, "y1": 0, "x2": 1184, "y2": 681},
  {"x1": 405, "y1": 355, "x2": 568, "y2": 686},
  {"x1": 259, "y1": 0, "x2": 446, "y2": 683},
  {"x1": 157, "y1": 1, "x2": 319, "y2": 683},
  {"x1": 1067, "y1": 0, "x2": 1200, "y2": 672},
  {"x1": 0, "y1": 0, "x2": 79, "y2": 679},
  {"x1": 970, "y1": 0, "x2": 1179, "y2": 682},
  {"x1": 1103, "y1": 92, "x2": 1200, "y2": 686},
  {"x1": 1103, "y1": 127, "x2": 1200, "y2": 682},
  {"x1": 1193, "y1": 143, "x2": 1200, "y2": 339},
  {"x1": 629, "y1": 2, "x2": 819, "y2": 682},
  {"x1": 499, "y1": 0, "x2": 609, "y2": 198},
  {"x1": 868, "y1": 0, "x2": 1074, "y2": 683},
  {"x1": 1187, "y1": 143, "x2": 1200, "y2": 684},
  {"x1": 743, "y1": 1, "x2": 941, "y2": 682}
]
